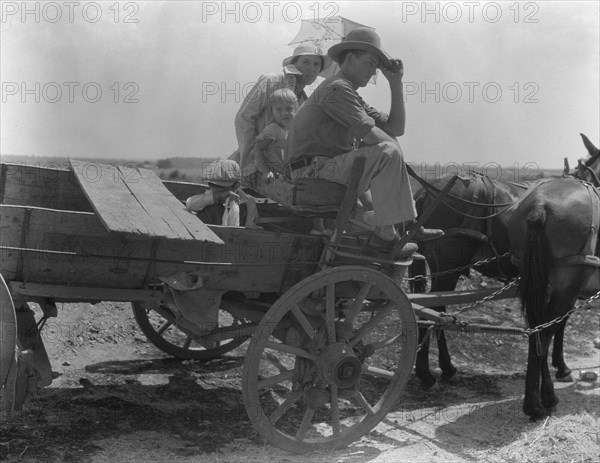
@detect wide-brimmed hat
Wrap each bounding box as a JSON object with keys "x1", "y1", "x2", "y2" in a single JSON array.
[
  {"x1": 282, "y1": 43, "x2": 332, "y2": 75},
  {"x1": 327, "y1": 27, "x2": 391, "y2": 69},
  {"x1": 203, "y1": 160, "x2": 241, "y2": 187}
]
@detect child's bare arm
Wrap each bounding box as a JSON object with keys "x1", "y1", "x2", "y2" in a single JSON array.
[{"x1": 251, "y1": 138, "x2": 275, "y2": 176}]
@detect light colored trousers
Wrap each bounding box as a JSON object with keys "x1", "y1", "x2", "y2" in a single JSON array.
[{"x1": 290, "y1": 141, "x2": 417, "y2": 227}]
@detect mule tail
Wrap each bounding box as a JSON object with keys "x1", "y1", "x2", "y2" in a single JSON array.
[{"x1": 520, "y1": 206, "x2": 551, "y2": 327}]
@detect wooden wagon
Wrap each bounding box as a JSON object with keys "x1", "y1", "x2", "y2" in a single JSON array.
[{"x1": 0, "y1": 160, "x2": 517, "y2": 453}]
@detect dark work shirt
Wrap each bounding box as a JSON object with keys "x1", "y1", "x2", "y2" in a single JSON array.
[{"x1": 286, "y1": 73, "x2": 388, "y2": 162}]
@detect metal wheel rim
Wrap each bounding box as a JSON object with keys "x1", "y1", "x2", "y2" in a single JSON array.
[
  {"x1": 132, "y1": 301, "x2": 250, "y2": 360},
  {"x1": 242, "y1": 265, "x2": 418, "y2": 453}
]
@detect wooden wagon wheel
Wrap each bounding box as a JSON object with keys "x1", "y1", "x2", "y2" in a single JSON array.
[
  {"x1": 132, "y1": 301, "x2": 250, "y2": 360},
  {"x1": 242, "y1": 266, "x2": 417, "y2": 453},
  {"x1": 0, "y1": 274, "x2": 17, "y2": 391}
]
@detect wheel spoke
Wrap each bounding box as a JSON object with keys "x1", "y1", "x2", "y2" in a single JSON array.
[
  {"x1": 349, "y1": 302, "x2": 395, "y2": 346},
  {"x1": 326, "y1": 283, "x2": 336, "y2": 342},
  {"x1": 356, "y1": 392, "x2": 376, "y2": 415},
  {"x1": 242, "y1": 266, "x2": 417, "y2": 452},
  {"x1": 134, "y1": 302, "x2": 248, "y2": 360},
  {"x1": 345, "y1": 282, "x2": 372, "y2": 326},
  {"x1": 291, "y1": 305, "x2": 315, "y2": 340},
  {"x1": 157, "y1": 320, "x2": 172, "y2": 335},
  {"x1": 330, "y1": 385, "x2": 341, "y2": 436},
  {"x1": 371, "y1": 334, "x2": 406, "y2": 351},
  {"x1": 257, "y1": 369, "x2": 295, "y2": 390},
  {"x1": 265, "y1": 352, "x2": 289, "y2": 374},
  {"x1": 266, "y1": 341, "x2": 316, "y2": 361},
  {"x1": 296, "y1": 407, "x2": 316, "y2": 441},
  {"x1": 269, "y1": 390, "x2": 302, "y2": 425},
  {"x1": 364, "y1": 364, "x2": 395, "y2": 380}
]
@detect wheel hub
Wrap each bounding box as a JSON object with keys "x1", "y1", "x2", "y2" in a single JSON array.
[{"x1": 317, "y1": 343, "x2": 362, "y2": 388}]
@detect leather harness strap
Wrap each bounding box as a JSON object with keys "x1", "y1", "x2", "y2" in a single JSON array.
[{"x1": 511, "y1": 181, "x2": 600, "y2": 269}]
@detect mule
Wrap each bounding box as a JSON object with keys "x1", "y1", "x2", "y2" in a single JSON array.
[
  {"x1": 508, "y1": 173, "x2": 599, "y2": 420},
  {"x1": 410, "y1": 170, "x2": 531, "y2": 390},
  {"x1": 409, "y1": 133, "x2": 599, "y2": 391}
]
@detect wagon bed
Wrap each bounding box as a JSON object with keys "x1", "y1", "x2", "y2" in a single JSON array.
[{"x1": 0, "y1": 160, "x2": 517, "y2": 453}]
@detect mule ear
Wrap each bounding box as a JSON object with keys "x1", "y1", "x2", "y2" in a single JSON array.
[
  {"x1": 580, "y1": 133, "x2": 599, "y2": 157},
  {"x1": 563, "y1": 157, "x2": 570, "y2": 175}
]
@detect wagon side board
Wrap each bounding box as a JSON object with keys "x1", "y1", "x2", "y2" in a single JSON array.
[
  {"x1": 0, "y1": 204, "x2": 324, "y2": 295},
  {"x1": 1, "y1": 162, "x2": 211, "y2": 212},
  {"x1": 1, "y1": 162, "x2": 93, "y2": 211}
]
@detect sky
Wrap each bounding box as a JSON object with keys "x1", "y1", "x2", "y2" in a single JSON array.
[{"x1": 1, "y1": 0, "x2": 598, "y2": 173}]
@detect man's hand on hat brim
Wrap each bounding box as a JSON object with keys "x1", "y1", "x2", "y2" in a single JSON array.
[{"x1": 381, "y1": 59, "x2": 404, "y2": 83}]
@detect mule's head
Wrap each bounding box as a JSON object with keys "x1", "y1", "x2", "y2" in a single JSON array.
[{"x1": 577, "y1": 133, "x2": 600, "y2": 185}]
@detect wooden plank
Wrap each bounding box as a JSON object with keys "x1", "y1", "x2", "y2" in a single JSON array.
[
  {"x1": 9, "y1": 282, "x2": 161, "y2": 304},
  {"x1": 0, "y1": 162, "x2": 93, "y2": 211},
  {"x1": 407, "y1": 286, "x2": 518, "y2": 307},
  {"x1": 69, "y1": 160, "x2": 222, "y2": 243},
  {"x1": 121, "y1": 165, "x2": 219, "y2": 242},
  {"x1": 0, "y1": 204, "x2": 322, "y2": 293}
]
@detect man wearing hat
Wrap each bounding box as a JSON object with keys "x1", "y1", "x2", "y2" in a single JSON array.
[
  {"x1": 286, "y1": 27, "x2": 443, "y2": 255},
  {"x1": 234, "y1": 44, "x2": 330, "y2": 172}
]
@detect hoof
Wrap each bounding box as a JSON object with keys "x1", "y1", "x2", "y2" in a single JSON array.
[
  {"x1": 441, "y1": 368, "x2": 459, "y2": 383},
  {"x1": 542, "y1": 395, "x2": 559, "y2": 411},
  {"x1": 523, "y1": 404, "x2": 549, "y2": 421},
  {"x1": 555, "y1": 373, "x2": 574, "y2": 383},
  {"x1": 421, "y1": 380, "x2": 440, "y2": 392}
]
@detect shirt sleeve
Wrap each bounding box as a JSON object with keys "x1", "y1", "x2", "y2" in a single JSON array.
[
  {"x1": 185, "y1": 190, "x2": 214, "y2": 212},
  {"x1": 320, "y1": 81, "x2": 375, "y2": 140},
  {"x1": 255, "y1": 123, "x2": 283, "y2": 143},
  {"x1": 362, "y1": 99, "x2": 389, "y2": 128},
  {"x1": 234, "y1": 74, "x2": 273, "y2": 169}
]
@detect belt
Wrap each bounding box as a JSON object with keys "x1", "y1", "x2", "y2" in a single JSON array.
[{"x1": 288, "y1": 157, "x2": 314, "y2": 171}]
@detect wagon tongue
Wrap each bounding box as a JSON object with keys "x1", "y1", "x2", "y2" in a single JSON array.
[{"x1": 69, "y1": 160, "x2": 223, "y2": 244}]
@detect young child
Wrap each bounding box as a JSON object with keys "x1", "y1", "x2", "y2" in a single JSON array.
[
  {"x1": 243, "y1": 88, "x2": 328, "y2": 235},
  {"x1": 186, "y1": 159, "x2": 258, "y2": 227},
  {"x1": 243, "y1": 88, "x2": 297, "y2": 183}
]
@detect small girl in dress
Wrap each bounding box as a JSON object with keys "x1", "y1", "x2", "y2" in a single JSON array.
[{"x1": 243, "y1": 89, "x2": 328, "y2": 234}]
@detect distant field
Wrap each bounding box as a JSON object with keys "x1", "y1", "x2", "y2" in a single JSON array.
[
  {"x1": 1, "y1": 154, "x2": 562, "y2": 184},
  {"x1": 0, "y1": 154, "x2": 221, "y2": 183}
]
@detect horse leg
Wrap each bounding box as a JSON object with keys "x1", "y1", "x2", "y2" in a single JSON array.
[
  {"x1": 541, "y1": 331, "x2": 559, "y2": 412},
  {"x1": 551, "y1": 319, "x2": 573, "y2": 381},
  {"x1": 415, "y1": 326, "x2": 438, "y2": 390},
  {"x1": 410, "y1": 257, "x2": 439, "y2": 390},
  {"x1": 530, "y1": 271, "x2": 585, "y2": 418},
  {"x1": 523, "y1": 331, "x2": 552, "y2": 421},
  {"x1": 540, "y1": 279, "x2": 586, "y2": 410},
  {"x1": 437, "y1": 327, "x2": 458, "y2": 382},
  {"x1": 433, "y1": 269, "x2": 462, "y2": 383}
]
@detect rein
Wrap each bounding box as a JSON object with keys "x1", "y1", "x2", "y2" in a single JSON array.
[
  {"x1": 578, "y1": 163, "x2": 600, "y2": 187},
  {"x1": 407, "y1": 164, "x2": 523, "y2": 220}
]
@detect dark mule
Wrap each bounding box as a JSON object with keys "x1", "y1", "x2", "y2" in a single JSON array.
[
  {"x1": 509, "y1": 171, "x2": 599, "y2": 420},
  {"x1": 408, "y1": 131, "x2": 599, "y2": 391},
  {"x1": 409, "y1": 170, "x2": 529, "y2": 389}
]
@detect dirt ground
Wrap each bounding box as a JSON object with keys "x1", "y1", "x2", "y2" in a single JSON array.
[{"x1": 1, "y1": 274, "x2": 599, "y2": 463}]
